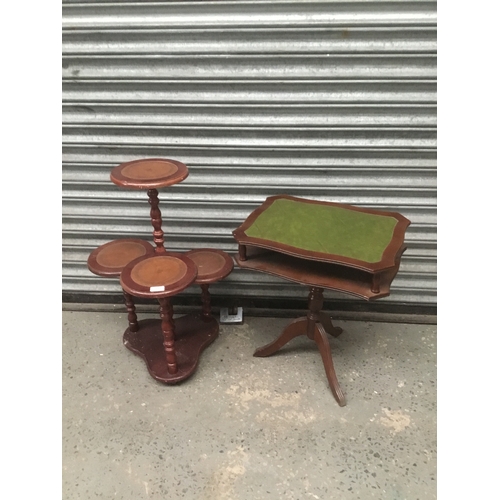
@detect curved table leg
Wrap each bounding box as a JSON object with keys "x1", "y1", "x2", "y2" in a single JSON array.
[
  {"x1": 253, "y1": 317, "x2": 308, "y2": 357},
  {"x1": 253, "y1": 287, "x2": 347, "y2": 406},
  {"x1": 318, "y1": 312, "x2": 343, "y2": 338},
  {"x1": 314, "y1": 322, "x2": 346, "y2": 406}
]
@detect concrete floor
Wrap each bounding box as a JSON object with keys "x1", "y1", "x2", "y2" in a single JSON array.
[{"x1": 62, "y1": 310, "x2": 436, "y2": 500}]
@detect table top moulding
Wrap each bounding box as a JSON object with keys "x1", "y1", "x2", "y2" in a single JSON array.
[
  {"x1": 232, "y1": 195, "x2": 411, "y2": 274},
  {"x1": 110, "y1": 158, "x2": 189, "y2": 189}
]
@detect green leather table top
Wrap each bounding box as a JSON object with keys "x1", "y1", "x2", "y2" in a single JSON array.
[{"x1": 243, "y1": 198, "x2": 399, "y2": 264}]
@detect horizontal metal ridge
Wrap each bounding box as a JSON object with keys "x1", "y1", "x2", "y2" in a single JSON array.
[
  {"x1": 62, "y1": 54, "x2": 436, "y2": 80},
  {"x1": 63, "y1": 146, "x2": 437, "y2": 157},
  {"x1": 62, "y1": 104, "x2": 437, "y2": 128},
  {"x1": 63, "y1": 1, "x2": 437, "y2": 30},
  {"x1": 62, "y1": 148, "x2": 436, "y2": 159},
  {"x1": 62, "y1": 80, "x2": 436, "y2": 105},
  {"x1": 62, "y1": 30, "x2": 436, "y2": 56}
]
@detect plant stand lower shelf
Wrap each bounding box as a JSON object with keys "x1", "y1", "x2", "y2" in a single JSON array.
[{"x1": 123, "y1": 314, "x2": 219, "y2": 384}]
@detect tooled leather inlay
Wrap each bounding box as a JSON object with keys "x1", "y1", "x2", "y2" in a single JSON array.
[
  {"x1": 130, "y1": 256, "x2": 187, "y2": 288},
  {"x1": 121, "y1": 160, "x2": 178, "y2": 181},
  {"x1": 96, "y1": 241, "x2": 147, "y2": 269},
  {"x1": 189, "y1": 251, "x2": 226, "y2": 278}
]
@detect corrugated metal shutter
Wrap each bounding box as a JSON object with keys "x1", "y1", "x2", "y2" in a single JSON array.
[{"x1": 62, "y1": 0, "x2": 437, "y2": 312}]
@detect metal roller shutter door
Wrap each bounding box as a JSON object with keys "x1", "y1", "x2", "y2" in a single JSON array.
[{"x1": 62, "y1": 0, "x2": 437, "y2": 315}]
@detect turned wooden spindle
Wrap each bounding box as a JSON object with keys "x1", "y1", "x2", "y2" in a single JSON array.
[
  {"x1": 123, "y1": 291, "x2": 139, "y2": 333},
  {"x1": 147, "y1": 188, "x2": 166, "y2": 254},
  {"x1": 306, "y1": 287, "x2": 324, "y2": 338},
  {"x1": 371, "y1": 273, "x2": 381, "y2": 294},
  {"x1": 185, "y1": 248, "x2": 235, "y2": 320},
  {"x1": 200, "y1": 284, "x2": 212, "y2": 319},
  {"x1": 238, "y1": 244, "x2": 247, "y2": 261},
  {"x1": 158, "y1": 297, "x2": 178, "y2": 374}
]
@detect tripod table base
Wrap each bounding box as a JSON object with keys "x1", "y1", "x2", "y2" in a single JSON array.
[{"x1": 253, "y1": 313, "x2": 346, "y2": 407}]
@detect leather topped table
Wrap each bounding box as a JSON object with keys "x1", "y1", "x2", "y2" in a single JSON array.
[
  {"x1": 110, "y1": 158, "x2": 189, "y2": 254},
  {"x1": 233, "y1": 195, "x2": 411, "y2": 406}
]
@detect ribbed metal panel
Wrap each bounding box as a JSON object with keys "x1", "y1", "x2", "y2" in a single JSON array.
[{"x1": 62, "y1": 0, "x2": 437, "y2": 309}]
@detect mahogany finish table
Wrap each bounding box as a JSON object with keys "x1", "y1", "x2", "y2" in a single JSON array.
[{"x1": 233, "y1": 195, "x2": 411, "y2": 406}]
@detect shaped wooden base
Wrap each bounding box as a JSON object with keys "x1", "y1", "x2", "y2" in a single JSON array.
[{"x1": 123, "y1": 313, "x2": 219, "y2": 384}]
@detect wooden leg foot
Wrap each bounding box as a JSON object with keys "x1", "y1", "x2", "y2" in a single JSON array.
[
  {"x1": 253, "y1": 317, "x2": 308, "y2": 357},
  {"x1": 314, "y1": 323, "x2": 346, "y2": 406}
]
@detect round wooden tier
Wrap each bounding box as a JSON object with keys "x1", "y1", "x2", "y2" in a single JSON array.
[
  {"x1": 110, "y1": 158, "x2": 189, "y2": 189},
  {"x1": 185, "y1": 248, "x2": 234, "y2": 285},
  {"x1": 87, "y1": 239, "x2": 155, "y2": 277},
  {"x1": 120, "y1": 253, "x2": 197, "y2": 299},
  {"x1": 120, "y1": 252, "x2": 219, "y2": 384}
]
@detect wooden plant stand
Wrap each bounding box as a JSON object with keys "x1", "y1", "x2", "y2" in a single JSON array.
[{"x1": 85, "y1": 158, "x2": 234, "y2": 384}]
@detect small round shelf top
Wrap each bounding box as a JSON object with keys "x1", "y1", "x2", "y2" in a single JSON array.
[
  {"x1": 186, "y1": 248, "x2": 234, "y2": 285},
  {"x1": 110, "y1": 158, "x2": 189, "y2": 189},
  {"x1": 87, "y1": 239, "x2": 155, "y2": 277},
  {"x1": 120, "y1": 253, "x2": 197, "y2": 299}
]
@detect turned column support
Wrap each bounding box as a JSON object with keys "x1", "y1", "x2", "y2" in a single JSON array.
[
  {"x1": 306, "y1": 287, "x2": 324, "y2": 339},
  {"x1": 200, "y1": 284, "x2": 212, "y2": 319},
  {"x1": 147, "y1": 188, "x2": 166, "y2": 254},
  {"x1": 158, "y1": 297, "x2": 178, "y2": 374},
  {"x1": 123, "y1": 290, "x2": 139, "y2": 333}
]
